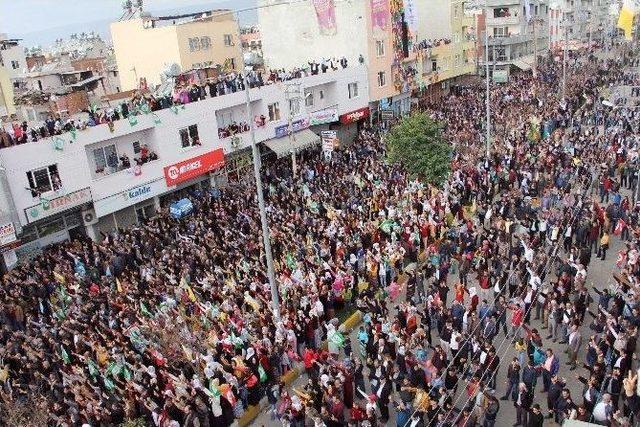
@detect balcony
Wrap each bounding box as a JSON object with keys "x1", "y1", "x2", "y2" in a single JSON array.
[
  {"x1": 487, "y1": 15, "x2": 521, "y2": 26},
  {"x1": 488, "y1": 34, "x2": 532, "y2": 45},
  {"x1": 486, "y1": 0, "x2": 521, "y2": 6}
]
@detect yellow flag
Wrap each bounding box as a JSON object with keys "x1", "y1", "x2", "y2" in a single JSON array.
[
  {"x1": 618, "y1": 0, "x2": 636, "y2": 41},
  {"x1": 53, "y1": 271, "x2": 65, "y2": 284}
]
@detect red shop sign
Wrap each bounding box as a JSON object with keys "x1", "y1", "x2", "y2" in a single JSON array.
[
  {"x1": 163, "y1": 149, "x2": 225, "y2": 186},
  {"x1": 340, "y1": 107, "x2": 370, "y2": 124}
]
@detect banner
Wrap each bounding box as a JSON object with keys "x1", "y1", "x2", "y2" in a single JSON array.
[
  {"x1": 309, "y1": 107, "x2": 339, "y2": 125},
  {"x1": 321, "y1": 130, "x2": 338, "y2": 152},
  {"x1": 403, "y1": 0, "x2": 417, "y2": 33},
  {"x1": 313, "y1": 0, "x2": 338, "y2": 35},
  {"x1": 371, "y1": 0, "x2": 390, "y2": 31},
  {"x1": 0, "y1": 223, "x2": 17, "y2": 246},
  {"x1": 618, "y1": 0, "x2": 636, "y2": 41}
]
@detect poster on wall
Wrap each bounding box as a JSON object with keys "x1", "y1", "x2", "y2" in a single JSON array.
[
  {"x1": 371, "y1": 0, "x2": 390, "y2": 31},
  {"x1": 312, "y1": 0, "x2": 338, "y2": 35},
  {"x1": 403, "y1": 0, "x2": 417, "y2": 33}
]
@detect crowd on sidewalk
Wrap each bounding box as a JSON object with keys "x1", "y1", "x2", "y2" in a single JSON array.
[{"x1": 1, "y1": 45, "x2": 640, "y2": 427}]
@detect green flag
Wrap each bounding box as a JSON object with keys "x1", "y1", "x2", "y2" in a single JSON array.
[
  {"x1": 140, "y1": 302, "x2": 153, "y2": 318},
  {"x1": 70, "y1": 128, "x2": 77, "y2": 141},
  {"x1": 103, "y1": 375, "x2": 115, "y2": 391},
  {"x1": 258, "y1": 365, "x2": 268, "y2": 383},
  {"x1": 209, "y1": 380, "x2": 221, "y2": 397},
  {"x1": 379, "y1": 219, "x2": 396, "y2": 234},
  {"x1": 128, "y1": 115, "x2": 139, "y2": 127},
  {"x1": 330, "y1": 331, "x2": 345, "y2": 347},
  {"x1": 60, "y1": 345, "x2": 71, "y2": 364},
  {"x1": 285, "y1": 253, "x2": 297, "y2": 270},
  {"x1": 87, "y1": 359, "x2": 100, "y2": 378}
]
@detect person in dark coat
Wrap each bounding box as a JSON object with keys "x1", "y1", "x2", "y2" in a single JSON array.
[
  {"x1": 526, "y1": 403, "x2": 545, "y2": 427},
  {"x1": 514, "y1": 382, "x2": 532, "y2": 426},
  {"x1": 547, "y1": 375, "x2": 565, "y2": 419}
]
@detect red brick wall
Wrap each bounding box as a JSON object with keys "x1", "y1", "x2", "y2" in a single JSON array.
[{"x1": 50, "y1": 90, "x2": 89, "y2": 115}]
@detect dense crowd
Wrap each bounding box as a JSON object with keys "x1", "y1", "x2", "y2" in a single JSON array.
[
  {"x1": 0, "y1": 57, "x2": 350, "y2": 149},
  {"x1": 1, "y1": 43, "x2": 640, "y2": 427}
]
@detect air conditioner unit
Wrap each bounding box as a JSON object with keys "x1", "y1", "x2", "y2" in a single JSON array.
[{"x1": 82, "y1": 208, "x2": 98, "y2": 226}]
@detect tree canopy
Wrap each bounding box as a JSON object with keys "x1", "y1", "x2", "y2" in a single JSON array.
[{"x1": 385, "y1": 112, "x2": 452, "y2": 186}]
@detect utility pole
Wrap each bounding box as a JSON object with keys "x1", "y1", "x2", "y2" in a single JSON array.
[
  {"x1": 532, "y1": 18, "x2": 538, "y2": 78},
  {"x1": 485, "y1": 29, "x2": 491, "y2": 159},
  {"x1": 233, "y1": 3, "x2": 283, "y2": 323},
  {"x1": 562, "y1": 20, "x2": 568, "y2": 103},
  {"x1": 284, "y1": 83, "x2": 301, "y2": 178}
]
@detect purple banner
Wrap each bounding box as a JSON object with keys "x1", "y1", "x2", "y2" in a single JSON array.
[
  {"x1": 313, "y1": 0, "x2": 338, "y2": 35},
  {"x1": 371, "y1": 0, "x2": 390, "y2": 31}
]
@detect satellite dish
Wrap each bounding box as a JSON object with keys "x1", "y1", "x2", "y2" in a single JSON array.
[{"x1": 163, "y1": 63, "x2": 182, "y2": 78}]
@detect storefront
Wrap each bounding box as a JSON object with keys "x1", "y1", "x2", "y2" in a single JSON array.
[
  {"x1": 159, "y1": 149, "x2": 225, "y2": 206},
  {"x1": 338, "y1": 107, "x2": 370, "y2": 143},
  {"x1": 12, "y1": 187, "x2": 93, "y2": 263}
]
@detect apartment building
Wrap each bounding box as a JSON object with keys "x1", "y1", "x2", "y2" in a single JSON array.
[
  {"x1": 413, "y1": 0, "x2": 478, "y2": 99},
  {"x1": 480, "y1": 0, "x2": 550, "y2": 81},
  {"x1": 0, "y1": 65, "x2": 369, "y2": 269},
  {"x1": 258, "y1": 0, "x2": 417, "y2": 121},
  {"x1": 111, "y1": 9, "x2": 244, "y2": 91}
]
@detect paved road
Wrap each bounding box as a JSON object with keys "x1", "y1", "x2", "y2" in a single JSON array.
[{"x1": 250, "y1": 76, "x2": 639, "y2": 427}]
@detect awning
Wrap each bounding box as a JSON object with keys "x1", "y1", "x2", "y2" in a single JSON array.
[
  {"x1": 512, "y1": 58, "x2": 533, "y2": 71},
  {"x1": 263, "y1": 129, "x2": 320, "y2": 158}
]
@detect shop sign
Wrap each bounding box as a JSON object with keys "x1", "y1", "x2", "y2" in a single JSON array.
[
  {"x1": 493, "y1": 69, "x2": 509, "y2": 83},
  {"x1": 275, "y1": 118, "x2": 310, "y2": 138},
  {"x1": 0, "y1": 222, "x2": 17, "y2": 246},
  {"x1": 309, "y1": 107, "x2": 339, "y2": 126},
  {"x1": 93, "y1": 179, "x2": 167, "y2": 218},
  {"x1": 340, "y1": 107, "x2": 370, "y2": 124},
  {"x1": 164, "y1": 149, "x2": 225, "y2": 187},
  {"x1": 24, "y1": 188, "x2": 92, "y2": 224}
]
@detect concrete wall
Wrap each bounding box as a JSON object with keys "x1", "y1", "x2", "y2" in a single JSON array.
[
  {"x1": 111, "y1": 19, "x2": 181, "y2": 91},
  {"x1": 0, "y1": 44, "x2": 27, "y2": 78},
  {"x1": 174, "y1": 16, "x2": 244, "y2": 72},
  {"x1": 416, "y1": 0, "x2": 452, "y2": 40},
  {"x1": 0, "y1": 66, "x2": 14, "y2": 117},
  {"x1": 258, "y1": 0, "x2": 368, "y2": 70}
]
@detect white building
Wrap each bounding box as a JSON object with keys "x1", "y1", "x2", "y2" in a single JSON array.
[
  {"x1": 0, "y1": 34, "x2": 28, "y2": 80},
  {"x1": 481, "y1": 0, "x2": 550, "y2": 80},
  {"x1": 0, "y1": 65, "x2": 369, "y2": 270},
  {"x1": 549, "y1": 0, "x2": 612, "y2": 49}
]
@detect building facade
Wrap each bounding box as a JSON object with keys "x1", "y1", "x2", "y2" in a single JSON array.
[
  {"x1": 0, "y1": 66, "x2": 14, "y2": 118},
  {"x1": 480, "y1": 0, "x2": 550, "y2": 81},
  {"x1": 111, "y1": 9, "x2": 244, "y2": 91},
  {"x1": 258, "y1": 0, "x2": 417, "y2": 121},
  {"x1": 413, "y1": 0, "x2": 478, "y2": 99},
  {"x1": 0, "y1": 66, "x2": 369, "y2": 269}
]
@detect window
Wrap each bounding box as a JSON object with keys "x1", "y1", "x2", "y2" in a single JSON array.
[
  {"x1": 10, "y1": 60, "x2": 19, "y2": 69},
  {"x1": 348, "y1": 82, "x2": 358, "y2": 99},
  {"x1": 226, "y1": 58, "x2": 236, "y2": 70},
  {"x1": 224, "y1": 34, "x2": 233, "y2": 46},
  {"x1": 431, "y1": 59, "x2": 438, "y2": 72},
  {"x1": 200, "y1": 36, "x2": 211, "y2": 50},
  {"x1": 305, "y1": 90, "x2": 314, "y2": 107},
  {"x1": 454, "y1": 54, "x2": 461, "y2": 68},
  {"x1": 218, "y1": 110, "x2": 234, "y2": 128},
  {"x1": 133, "y1": 141, "x2": 141, "y2": 154},
  {"x1": 375, "y1": 40, "x2": 385, "y2": 57},
  {"x1": 192, "y1": 63, "x2": 203, "y2": 69},
  {"x1": 289, "y1": 98, "x2": 301, "y2": 116},
  {"x1": 319, "y1": 90, "x2": 325, "y2": 100},
  {"x1": 377, "y1": 71, "x2": 386, "y2": 87},
  {"x1": 188, "y1": 37, "x2": 201, "y2": 52},
  {"x1": 268, "y1": 103, "x2": 281, "y2": 121},
  {"x1": 493, "y1": 26, "x2": 508, "y2": 37},
  {"x1": 93, "y1": 144, "x2": 117, "y2": 174},
  {"x1": 26, "y1": 164, "x2": 61, "y2": 197},
  {"x1": 179, "y1": 125, "x2": 200, "y2": 148}
]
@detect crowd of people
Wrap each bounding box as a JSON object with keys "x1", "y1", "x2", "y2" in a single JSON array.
[
  {"x1": 0, "y1": 56, "x2": 351, "y2": 150},
  {"x1": 1, "y1": 42, "x2": 640, "y2": 427}
]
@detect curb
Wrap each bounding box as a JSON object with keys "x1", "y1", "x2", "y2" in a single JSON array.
[{"x1": 237, "y1": 310, "x2": 363, "y2": 427}]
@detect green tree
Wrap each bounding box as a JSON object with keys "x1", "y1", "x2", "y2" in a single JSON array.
[{"x1": 385, "y1": 112, "x2": 452, "y2": 186}]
